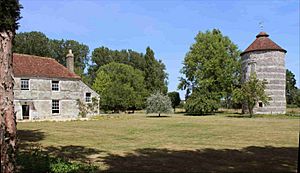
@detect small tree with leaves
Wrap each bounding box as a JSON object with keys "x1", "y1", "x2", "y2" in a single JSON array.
[
  {"x1": 146, "y1": 92, "x2": 173, "y2": 117},
  {"x1": 233, "y1": 73, "x2": 271, "y2": 117},
  {"x1": 167, "y1": 91, "x2": 181, "y2": 112}
]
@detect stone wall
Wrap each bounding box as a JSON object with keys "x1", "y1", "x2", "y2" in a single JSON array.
[
  {"x1": 14, "y1": 77, "x2": 99, "y2": 120},
  {"x1": 241, "y1": 50, "x2": 286, "y2": 114}
]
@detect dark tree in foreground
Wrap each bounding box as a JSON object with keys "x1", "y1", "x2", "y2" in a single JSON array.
[
  {"x1": 167, "y1": 91, "x2": 181, "y2": 112},
  {"x1": 233, "y1": 73, "x2": 271, "y2": 117},
  {"x1": 0, "y1": 0, "x2": 22, "y2": 172},
  {"x1": 146, "y1": 92, "x2": 172, "y2": 117}
]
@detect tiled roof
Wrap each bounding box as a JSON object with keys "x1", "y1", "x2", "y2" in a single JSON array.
[
  {"x1": 13, "y1": 53, "x2": 81, "y2": 79},
  {"x1": 241, "y1": 32, "x2": 287, "y2": 56}
]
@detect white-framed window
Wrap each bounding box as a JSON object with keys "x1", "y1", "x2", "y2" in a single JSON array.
[
  {"x1": 52, "y1": 81, "x2": 59, "y2": 91},
  {"x1": 85, "y1": 93, "x2": 91, "y2": 103},
  {"x1": 52, "y1": 100, "x2": 59, "y2": 114},
  {"x1": 21, "y1": 79, "x2": 29, "y2": 90}
]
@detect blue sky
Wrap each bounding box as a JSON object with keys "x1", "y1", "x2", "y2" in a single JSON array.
[{"x1": 18, "y1": 0, "x2": 299, "y2": 98}]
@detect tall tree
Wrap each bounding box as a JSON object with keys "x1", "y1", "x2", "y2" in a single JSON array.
[
  {"x1": 13, "y1": 31, "x2": 89, "y2": 77},
  {"x1": 0, "y1": 0, "x2": 22, "y2": 172},
  {"x1": 13, "y1": 31, "x2": 51, "y2": 56},
  {"x1": 286, "y1": 69, "x2": 298, "y2": 105},
  {"x1": 93, "y1": 62, "x2": 147, "y2": 112},
  {"x1": 178, "y1": 29, "x2": 240, "y2": 114},
  {"x1": 88, "y1": 47, "x2": 146, "y2": 85},
  {"x1": 144, "y1": 47, "x2": 168, "y2": 94},
  {"x1": 89, "y1": 46, "x2": 168, "y2": 95},
  {"x1": 167, "y1": 91, "x2": 181, "y2": 112}
]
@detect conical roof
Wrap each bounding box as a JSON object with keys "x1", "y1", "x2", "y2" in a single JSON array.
[{"x1": 241, "y1": 32, "x2": 286, "y2": 56}]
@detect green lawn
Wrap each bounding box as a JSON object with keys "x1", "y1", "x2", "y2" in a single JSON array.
[{"x1": 17, "y1": 113, "x2": 299, "y2": 172}]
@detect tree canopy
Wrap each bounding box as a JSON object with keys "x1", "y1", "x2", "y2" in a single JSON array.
[
  {"x1": 144, "y1": 47, "x2": 168, "y2": 94},
  {"x1": 233, "y1": 73, "x2": 271, "y2": 117},
  {"x1": 286, "y1": 69, "x2": 298, "y2": 105},
  {"x1": 0, "y1": 0, "x2": 22, "y2": 32},
  {"x1": 13, "y1": 31, "x2": 89, "y2": 77},
  {"x1": 88, "y1": 46, "x2": 168, "y2": 95},
  {"x1": 167, "y1": 91, "x2": 181, "y2": 111},
  {"x1": 92, "y1": 62, "x2": 147, "y2": 112},
  {"x1": 178, "y1": 29, "x2": 241, "y2": 114},
  {"x1": 146, "y1": 92, "x2": 173, "y2": 117}
]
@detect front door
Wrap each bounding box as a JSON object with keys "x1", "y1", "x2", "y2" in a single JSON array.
[{"x1": 22, "y1": 105, "x2": 30, "y2": 120}]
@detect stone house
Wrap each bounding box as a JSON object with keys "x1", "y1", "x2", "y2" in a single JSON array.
[
  {"x1": 13, "y1": 50, "x2": 100, "y2": 120},
  {"x1": 241, "y1": 32, "x2": 286, "y2": 114}
]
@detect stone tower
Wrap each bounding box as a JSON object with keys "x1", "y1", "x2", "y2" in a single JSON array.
[{"x1": 241, "y1": 32, "x2": 287, "y2": 114}]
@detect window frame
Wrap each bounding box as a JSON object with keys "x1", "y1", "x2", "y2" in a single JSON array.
[
  {"x1": 52, "y1": 100, "x2": 60, "y2": 114},
  {"x1": 52, "y1": 81, "x2": 60, "y2": 91},
  {"x1": 21, "y1": 79, "x2": 30, "y2": 90},
  {"x1": 85, "y1": 93, "x2": 92, "y2": 103}
]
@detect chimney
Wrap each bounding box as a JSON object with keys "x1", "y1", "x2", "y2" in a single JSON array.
[{"x1": 66, "y1": 49, "x2": 74, "y2": 73}]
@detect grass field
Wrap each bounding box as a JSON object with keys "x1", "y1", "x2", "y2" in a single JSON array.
[{"x1": 17, "y1": 112, "x2": 299, "y2": 172}]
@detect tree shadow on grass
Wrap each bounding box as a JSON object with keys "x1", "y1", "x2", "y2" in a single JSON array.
[
  {"x1": 146, "y1": 115, "x2": 171, "y2": 118},
  {"x1": 183, "y1": 113, "x2": 215, "y2": 116},
  {"x1": 18, "y1": 129, "x2": 45, "y2": 143},
  {"x1": 17, "y1": 129, "x2": 103, "y2": 173},
  {"x1": 102, "y1": 146, "x2": 298, "y2": 172},
  {"x1": 226, "y1": 115, "x2": 252, "y2": 118}
]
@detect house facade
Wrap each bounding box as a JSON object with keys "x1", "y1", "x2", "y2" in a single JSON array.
[
  {"x1": 241, "y1": 32, "x2": 286, "y2": 114},
  {"x1": 13, "y1": 51, "x2": 99, "y2": 120}
]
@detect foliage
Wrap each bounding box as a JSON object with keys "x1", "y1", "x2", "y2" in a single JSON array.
[
  {"x1": 0, "y1": 0, "x2": 22, "y2": 32},
  {"x1": 167, "y1": 91, "x2": 181, "y2": 111},
  {"x1": 178, "y1": 29, "x2": 241, "y2": 114},
  {"x1": 88, "y1": 46, "x2": 168, "y2": 94},
  {"x1": 144, "y1": 47, "x2": 168, "y2": 94},
  {"x1": 13, "y1": 31, "x2": 89, "y2": 77},
  {"x1": 233, "y1": 73, "x2": 271, "y2": 117},
  {"x1": 295, "y1": 89, "x2": 300, "y2": 107},
  {"x1": 93, "y1": 62, "x2": 147, "y2": 112},
  {"x1": 16, "y1": 146, "x2": 97, "y2": 173},
  {"x1": 146, "y1": 92, "x2": 173, "y2": 116},
  {"x1": 184, "y1": 90, "x2": 220, "y2": 114},
  {"x1": 77, "y1": 98, "x2": 99, "y2": 117},
  {"x1": 286, "y1": 69, "x2": 299, "y2": 106}
]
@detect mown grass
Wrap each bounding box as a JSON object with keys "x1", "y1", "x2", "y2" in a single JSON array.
[{"x1": 17, "y1": 112, "x2": 299, "y2": 172}]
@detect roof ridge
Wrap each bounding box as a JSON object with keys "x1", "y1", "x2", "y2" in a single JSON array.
[
  {"x1": 13, "y1": 53, "x2": 81, "y2": 80},
  {"x1": 13, "y1": 53, "x2": 56, "y2": 61}
]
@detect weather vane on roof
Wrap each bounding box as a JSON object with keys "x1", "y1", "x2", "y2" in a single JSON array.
[{"x1": 259, "y1": 21, "x2": 264, "y2": 31}]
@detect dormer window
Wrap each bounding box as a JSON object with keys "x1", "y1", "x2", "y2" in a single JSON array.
[
  {"x1": 52, "y1": 81, "x2": 59, "y2": 91},
  {"x1": 21, "y1": 79, "x2": 29, "y2": 90}
]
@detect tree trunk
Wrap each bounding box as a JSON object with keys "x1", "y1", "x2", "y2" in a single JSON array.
[
  {"x1": 158, "y1": 113, "x2": 160, "y2": 117},
  {"x1": 0, "y1": 30, "x2": 16, "y2": 173},
  {"x1": 248, "y1": 106, "x2": 253, "y2": 118}
]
